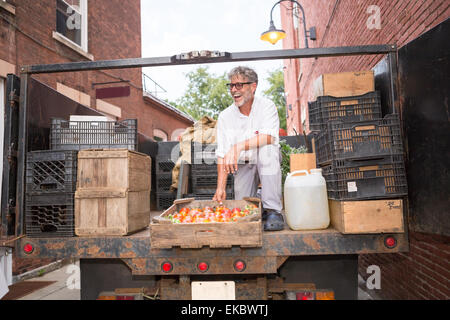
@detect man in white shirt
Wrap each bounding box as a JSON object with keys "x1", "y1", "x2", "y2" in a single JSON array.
[{"x1": 213, "y1": 66, "x2": 284, "y2": 231}]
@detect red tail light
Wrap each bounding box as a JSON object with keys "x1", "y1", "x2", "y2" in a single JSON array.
[
  {"x1": 384, "y1": 236, "x2": 397, "y2": 249},
  {"x1": 197, "y1": 262, "x2": 209, "y2": 272},
  {"x1": 23, "y1": 243, "x2": 34, "y2": 254},
  {"x1": 296, "y1": 291, "x2": 314, "y2": 300},
  {"x1": 116, "y1": 295, "x2": 135, "y2": 300},
  {"x1": 161, "y1": 261, "x2": 173, "y2": 273},
  {"x1": 234, "y1": 260, "x2": 246, "y2": 272}
]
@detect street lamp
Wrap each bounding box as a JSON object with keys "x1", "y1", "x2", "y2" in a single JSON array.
[{"x1": 260, "y1": 0, "x2": 316, "y2": 47}]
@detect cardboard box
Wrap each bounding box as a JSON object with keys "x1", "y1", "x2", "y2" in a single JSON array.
[{"x1": 290, "y1": 153, "x2": 316, "y2": 173}]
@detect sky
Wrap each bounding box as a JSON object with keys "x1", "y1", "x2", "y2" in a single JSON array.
[{"x1": 140, "y1": 0, "x2": 284, "y2": 102}]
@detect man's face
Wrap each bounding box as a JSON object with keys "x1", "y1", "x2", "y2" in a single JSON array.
[{"x1": 229, "y1": 75, "x2": 256, "y2": 108}]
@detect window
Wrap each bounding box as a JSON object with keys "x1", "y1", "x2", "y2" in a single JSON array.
[
  {"x1": 153, "y1": 129, "x2": 168, "y2": 142},
  {"x1": 56, "y1": 0, "x2": 88, "y2": 51}
]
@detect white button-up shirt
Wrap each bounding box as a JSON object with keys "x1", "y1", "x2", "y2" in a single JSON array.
[{"x1": 215, "y1": 96, "x2": 280, "y2": 161}]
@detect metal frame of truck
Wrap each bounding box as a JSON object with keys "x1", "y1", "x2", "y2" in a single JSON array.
[{"x1": 4, "y1": 44, "x2": 408, "y2": 299}]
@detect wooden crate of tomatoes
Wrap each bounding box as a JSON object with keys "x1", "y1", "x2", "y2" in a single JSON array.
[{"x1": 150, "y1": 197, "x2": 262, "y2": 249}]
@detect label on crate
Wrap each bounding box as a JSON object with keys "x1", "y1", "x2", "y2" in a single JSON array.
[{"x1": 347, "y1": 181, "x2": 357, "y2": 192}]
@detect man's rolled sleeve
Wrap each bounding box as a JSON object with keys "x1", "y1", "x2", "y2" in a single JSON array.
[{"x1": 257, "y1": 100, "x2": 280, "y2": 144}]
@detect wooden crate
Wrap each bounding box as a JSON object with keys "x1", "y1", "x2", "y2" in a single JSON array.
[
  {"x1": 312, "y1": 71, "x2": 374, "y2": 100},
  {"x1": 76, "y1": 149, "x2": 150, "y2": 191},
  {"x1": 75, "y1": 149, "x2": 151, "y2": 236},
  {"x1": 329, "y1": 199, "x2": 404, "y2": 234},
  {"x1": 150, "y1": 197, "x2": 262, "y2": 249}
]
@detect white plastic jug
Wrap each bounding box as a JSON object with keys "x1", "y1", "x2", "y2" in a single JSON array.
[{"x1": 284, "y1": 169, "x2": 330, "y2": 230}]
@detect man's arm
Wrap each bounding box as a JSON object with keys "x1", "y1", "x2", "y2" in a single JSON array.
[
  {"x1": 213, "y1": 158, "x2": 229, "y2": 203},
  {"x1": 223, "y1": 133, "x2": 274, "y2": 174}
]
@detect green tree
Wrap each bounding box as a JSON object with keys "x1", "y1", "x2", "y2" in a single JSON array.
[
  {"x1": 171, "y1": 67, "x2": 232, "y2": 120},
  {"x1": 262, "y1": 68, "x2": 286, "y2": 130}
]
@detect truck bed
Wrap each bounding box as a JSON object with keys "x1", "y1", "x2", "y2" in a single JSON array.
[{"x1": 16, "y1": 210, "x2": 408, "y2": 260}]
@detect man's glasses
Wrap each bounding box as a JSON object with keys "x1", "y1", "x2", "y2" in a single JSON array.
[{"x1": 226, "y1": 82, "x2": 253, "y2": 90}]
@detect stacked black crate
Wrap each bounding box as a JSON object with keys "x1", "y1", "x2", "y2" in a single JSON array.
[
  {"x1": 50, "y1": 118, "x2": 138, "y2": 151},
  {"x1": 309, "y1": 92, "x2": 408, "y2": 200},
  {"x1": 25, "y1": 150, "x2": 78, "y2": 237},
  {"x1": 189, "y1": 142, "x2": 234, "y2": 200},
  {"x1": 155, "y1": 142, "x2": 178, "y2": 210},
  {"x1": 24, "y1": 117, "x2": 140, "y2": 236}
]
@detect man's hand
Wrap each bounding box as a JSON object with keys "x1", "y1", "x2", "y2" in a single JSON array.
[
  {"x1": 223, "y1": 143, "x2": 243, "y2": 174},
  {"x1": 212, "y1": 188, "x2": 227, "y2": 204}
]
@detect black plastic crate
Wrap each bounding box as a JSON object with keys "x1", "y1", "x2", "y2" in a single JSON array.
[
  {"x1": 156, "y1": 173, "x2": 173, "y2": 192},
  {"x1": 315, "y1": 114, "x2": 403, "y2": 166},
  {"x1": 308, "y1": 91, "x2": 382, "y2": 131},
  {"x1": 156, "y1": 191, "x2": 177, "y2": 210},
  {"x1": 155, "y1": 155, "x2": 176, "y2": 174},
  {"x1": 192, "y1": 175, "x2": 234, "y2": 189},
  {"x1": 321, "y1": 156, "x2": 408, "y2": 201},
  {"x1": 50, "y1": 118, "x2": 137, "y2": 151},
  {"x1": 157, "y1": 141, "x2": 179, "y2": 156},
  {"x1": 191, "y1": 163, "x2": 219, "y2": 174},
  {"x1": 25, "y1": 192, "x2": 75, "y2": 238},
  {"x1": 26, "y1": 150, "x2": 78, "y2": 194},
  {"x1": 191, "y1": 142, "x2": 217, "y2": 165}
]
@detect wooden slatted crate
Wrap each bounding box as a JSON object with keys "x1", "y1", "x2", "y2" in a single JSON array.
[
  {"x1": 75, "y1": 149, "x2": 151, "y2": 236},
  {"x1": 312, "y1": 70, "x2": 374, "y2": 100},
  {"x1": 150, "y1": 197, "x2": 262, "y2": 249},
  {"x1": 329, "y1": 199, "x2": 404, "y2": 234}
]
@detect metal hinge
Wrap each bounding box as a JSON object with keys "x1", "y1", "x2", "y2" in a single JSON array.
[
  {"x1": 9, "y1": 89, "x2": 19, "y2": 105},
  {"x1": 174, "y1": 50, "x2": 230, "y2": 60},
  {"x1": 7, "y1": 144, "x2": 17, "y2": 163}
]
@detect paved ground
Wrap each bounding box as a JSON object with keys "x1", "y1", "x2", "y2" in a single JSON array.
[
  {"x1": 18, "y1": 260, "x2": 80, "y2": 300},
  {"x1": 16, "y1": 259, "x2": 378, "y2": 300}
]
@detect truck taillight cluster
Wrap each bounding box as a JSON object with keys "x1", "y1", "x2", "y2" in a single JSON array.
[
  {"x1": 287, "y1": 290, "x2": 335, "y2": 300},
  {"x1": 160, "y1": 259, "x2": 248, "y2": 273}
]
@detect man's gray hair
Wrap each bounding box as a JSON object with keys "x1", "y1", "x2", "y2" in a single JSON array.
[{"x1": 228, "y1": 66, "x2": 258, "y2": 83}]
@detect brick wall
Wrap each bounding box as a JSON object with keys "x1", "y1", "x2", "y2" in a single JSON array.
[
  {"x1": 1, "y1": 0, "x2": 192, "y2": 140},
  {"x1": 280, "y1": 0, "x2": 449, "y2": 300},
  {"x1": 359, "y1": 232, "x2": 450, "y2": 300},
  {"x1": 281, "y1": 0, "x2": 449, "y2": 134},
  {"x1": 12, "y1": 257, "x2": 55, "y2": 276},
  {"x1": 1, "y1": 0, "x2": 192, "y2": 276}
]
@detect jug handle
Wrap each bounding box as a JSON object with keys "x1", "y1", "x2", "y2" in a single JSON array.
[{"x1": 286, "y1": 170, "x2": 309, "y2": 180}]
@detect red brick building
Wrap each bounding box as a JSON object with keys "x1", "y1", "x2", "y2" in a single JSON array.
[
  {"x1": 0, "y1": 0, "x2": 193, "y2": 142},
  {"x1": 0, "y1": 0, "x2": 192, "y2": 275},
  {"x1": 279, "y1": 0, "x2": 449, "y2": 299}
]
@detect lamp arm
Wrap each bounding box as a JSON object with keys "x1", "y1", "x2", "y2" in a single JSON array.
[
  {"x1": 269, "y1": 0, "x2": 285, "y2": 24},
  {"x1": 291, "y1": 0, "x2": 309, "y2": 48},
  {"x1": 270, "y1": 0, "x2": 309, "y2": 48}
]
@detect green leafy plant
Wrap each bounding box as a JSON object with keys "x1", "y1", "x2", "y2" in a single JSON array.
[{"x1": 280, "y1": 140, "x2": 307, "y2": 187}]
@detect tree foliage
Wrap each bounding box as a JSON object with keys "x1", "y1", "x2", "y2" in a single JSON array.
[
  {"x1": 262, "y1": 68, "x2": 286, "y2": 130},
  {"x1": 172, "y1": 66, "x2": 286, "y2": 130},
  {"x1": 171, "y1": 67, "x2": 232, "y2": 120}
]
